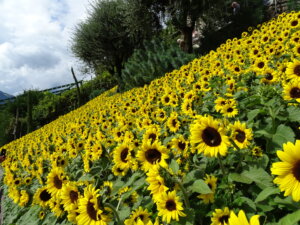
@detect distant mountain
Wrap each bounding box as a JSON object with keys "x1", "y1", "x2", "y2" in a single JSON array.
[{"x1": 0, "y1": 90, "x2": 14, "y2": 101}]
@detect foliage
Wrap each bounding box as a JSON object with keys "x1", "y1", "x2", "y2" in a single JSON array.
[
  {"x1": 71, "y1": 0, "x2": 161, "y2": 87},
  {"x1": 121, "y1": 39, "x2": 195, "y2": 90},
  {"x1": 2, "y1": 11, "x2": 300, "y2": 225}
]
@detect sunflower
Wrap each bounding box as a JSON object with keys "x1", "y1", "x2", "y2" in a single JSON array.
[
  {"x1": 137, "y1": 140, "x2": 169, "y2": 172},
  {"x1": 228, "y1": 210, "x2": 260, "y2": 225},
  {"x1": 271, "y1": 140, "x2": 300, "y2": 201},
  {"x1": 171, "y1": 135, "x2": 189, "y2": 156},
  {"x1": 220, "y1": 103, "x2": 239, "y2": 118},
  {"x1": 157, "y1": 190, "x2": 186, "y2": 223},
  {"x1": 46, "y1": 167, "x2": 68, "y2": 197},
  {"x1": 77, "y1": 185, "x2": 108, "y2": 225},
  {"x1": 286, "y1": 60, "x2": 300, "y2": 80},
  {"x1": 146, "y1": 166, "x2": 169, "y2": 202},
  {"x1": 124, "y1": 207, "x2": 151, "y2": 225},
  {"x1": 39, "y1": 210, "x2": 46, "y2": 220},
  {"x1": 143, "y1": 126, "x2": 160, "y2": 143},
  {"x1": 167, "y1": 112, "x2": 181, "y2": 133},
  {"x1": 19, "y1": 190, "x2": 30, "y2": 207},
  {"x1": 230, "y1": 121, "x2": 253, "y2": 149},
  {"x1": 33, "y1": 186, "x2": 52, "y2": 208},
  {"x1": 113, "y1": 142, "x2": 134, "y2": 170},
  {"x1": 190, "y1": 115, "x2": 230, "y2": 157},
  {"x1": 211, "y1": 207, "x2": 231, "y2": 225},
  {"x1": 61, "y1": 182, "x2": 80, "y2": 211},
  {"x1": 214, "y1": 97, "x2": 228, "y2": 112},
  {"x1": 197, "y1": 174, "x2": 217, "y2": 204},
  {"x1": 252, "y1": 146, "x2": 263, "y2": 157},
  {"x1": 283, "y1": 79, "x2": 300, "y2": 102}
]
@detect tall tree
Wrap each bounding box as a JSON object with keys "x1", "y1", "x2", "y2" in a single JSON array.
[{"x1": 71, "y1": 0, "x2": 161, "y2": 88}]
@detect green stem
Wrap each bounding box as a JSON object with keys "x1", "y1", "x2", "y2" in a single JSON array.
[
  {"x1": 104, "y1": 203, "x2": 123, "y2": 225},
  {"x1": 174, "y1": 178, "x2": 190, "y2": 208},
  {"x1": 218, "y1": 157, "x2": 226, "y2": 177},
  {"x1": 229, "y1": 138, "x2": 241, "y2": 151}
]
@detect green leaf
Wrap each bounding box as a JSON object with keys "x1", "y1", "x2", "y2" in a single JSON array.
[
  {"x1": 169, "y1": 159, "x2": 179, "y2": 174},
  {"x1": 228, "y1": 173, "x2": 252, "y2": 184},
  {"x1": 278, "y1": 210, "x2": 300, "y2": 225},
  {"x1": 255, "y1": 187, "x2": 280, "y2": 203},
  {"x1": 190, "y1": 180, "x2": 212, "y2": 194},
  {"x1": 272, "y1": 124, "x2": 295, "y2": 148},
  {"x1": 242, "y1": 167, "x2": 273, "y2": 189},
  {"x1": 118, "y1": 207, "x2": 131, "y2": 221},
  {"x1": 247, "y1": 109, "x2": 260, "y2": 121},
  {"x1": 287, "y1": 106, "x2": 300, "y2": 122},
  {"x1": 234, "y1": 196, "x2": 256, "y2": 211}
]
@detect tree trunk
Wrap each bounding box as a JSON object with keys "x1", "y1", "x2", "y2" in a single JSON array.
[
  {"x1": 71, "y1": 67, "x2": 82, "y2": 107},
  {"x1": 182, "y1": 26, "x2": 194, "y2": 53}
]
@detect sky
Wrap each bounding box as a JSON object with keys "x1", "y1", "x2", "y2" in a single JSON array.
[{"x1": 0, "y1": 0, "x2": 91, "y2": 95}]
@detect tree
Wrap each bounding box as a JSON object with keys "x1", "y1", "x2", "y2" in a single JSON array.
[{"x1": 71, "y1": 0, "x2": 161, "y2": 88}]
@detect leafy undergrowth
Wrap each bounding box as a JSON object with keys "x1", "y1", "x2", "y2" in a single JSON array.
[{"x1": 1, "y1": 11, "x2": 300, "y2": 225}]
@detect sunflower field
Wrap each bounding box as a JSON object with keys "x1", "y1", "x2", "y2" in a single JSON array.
[{"x1": 1, "y1": 11, "x2": 300, "y2": 225}]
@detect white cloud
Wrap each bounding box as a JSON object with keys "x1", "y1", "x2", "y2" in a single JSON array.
[{"x1": 0, "y1": 0, "x2": 90, "y2": 95}]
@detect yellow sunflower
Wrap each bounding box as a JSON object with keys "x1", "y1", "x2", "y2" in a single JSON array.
[
  {"x1": 77, "y1": 185, "x2": 108, "y2": 225},
  {"x1": 283, "y1": 79, "x2": 300, "y2": 103},
  {"x1": 271, "y1": 140, "x2": 300, "y2": 201},
  {"x1": 137, "y1": 140, "x2": 169, "y2": 172},
  {"x1": 46, "y1": 166, "x2": 68, "y2": 197},
  {"x1": 18, "y1": 190, "x2": 30, "y2": 207},
  {"x1": 146, "y1": 166, "x2": 169, "y2": 202},
  {"x1": 157, "y1": 190, "x2": 186, "y2": 223},
  {"x1": 124, "y1": 207, "x2": 151, "y2": 225},
  {"x1": 167, "y1": 112, "x2": 181, "y2": 133},
  {"x1": 230, "y1": 121, "x2": 253, "y2": 149},
  {"x1": 113, "y1": 142, "x2": 134, "y2": 170},
  {"x1": 211, "y1": 207, "x2": 231, "y2": 225},
  {"x1": 228, "y1": 210, "x2": 260, "y2": 225},
  {"x1": 286, "y1": 60, "x2": 300, "y2": 80},
  {"x1": 33, "y1": 186, "x2": 52, "y2": 208},
  {"x1": 190, "y1": 115, "x2": 230, "y2": 157},
  {"x1": 197, "y1": 174, "x2": 217, "y2": 204},
  {"x1": 61, "y1": 182, "x2": 80, "y2": 211}
]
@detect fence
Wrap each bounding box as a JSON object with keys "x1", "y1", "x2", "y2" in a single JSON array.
[{"x1": 0, "y1": 81, "x2": 83, "y2": 105}]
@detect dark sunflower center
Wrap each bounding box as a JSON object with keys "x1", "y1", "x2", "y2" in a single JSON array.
[
  {"x1": 290, "y1": 87, "x2": 300, "y2": 98},
  {"x1": 253, "y1": 49, "x2": 258, "y2": 55},
  {"x1": 235, "y1": 130, "x2": 246, "y2": 143},
  {"x1": 208, "y1": 183, "x2": 212, "y2": 189},
  {"x1": 178, "y1": 141, "x2": 186, "y2": 151},
  {"x1": 293, "y1": 65, "x2": 300, "y2": 76},
  {"x1": 145, "y1": 148, "x2": 161, "y2": 164},
  {"x1": 291, "y1": 20, "x2": 298, "y2": 26},
  {"x1": 15, "y1": 180, "x2": 20, "y2": 185},
  {"x1": 117, "y1": 132, "x2": 122, "y2": 137},
  {"x1": 172, "y1": 119, "x2": 177, "y2": 127},
  {"x1": 54, "y1": 175, "x2": 63, "y2": 189},
  {"x1": 292, "y1": 160, "x2": 300, "y2": 181},
  {"x1": 120, "y1": 148, "x2": 129, "y2": 162},
  {"x1": 258, "y1": 62, "x2": 264, "y2": 69},
  {"x1": 202, "y1": 127, "x2": 222, "y2": 147},
  {"x1": 69, "y1": 190, "x2": 79, "y2": 203},
  {"x1": 164, "y1": 97, "x2": 170, "y2": 103},
  {"x1": 87, "y1": 201, "x2": 98, "y2": 221},
  {"x1": 149, "y1": 133, "x2": 157, "y2": 142},
  {"x1": 165, "y1": 200, "x2": 177, "y2": 211},
  {"x1": 219, "y1": 215, "x2": 229, "y2": 224},
  {"x1": 227, "y1": 107, "x2": 234, "y2": 113},
  {"x1": 266, "y1": 73, "x2": 273, "y2": 80},
  {"x1": 134, "y1": 214, "x2": 145, "y2": 222},
  {"x1": 40, "y1": 190, "x2": 51, "y2": 202}
]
